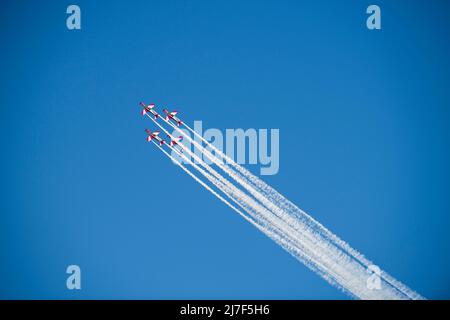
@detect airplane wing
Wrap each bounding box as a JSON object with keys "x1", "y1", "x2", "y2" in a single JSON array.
[
  {"x1": 168, "y1": 135, "x2": 183, "y2": 145},
  {"x1": 145, "y1": 129, "x2": 157, "y2": 142},
  {"x1": 140, "y1": 102, "x2": 156, "y2": 116}
]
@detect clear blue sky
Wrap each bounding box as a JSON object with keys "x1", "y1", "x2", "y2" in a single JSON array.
[{"x1": 1, "y1": 0, "x2": 450, "y2": 299}]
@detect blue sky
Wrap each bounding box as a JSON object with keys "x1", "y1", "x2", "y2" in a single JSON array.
[{"x1": 1, "y1": 0, "x2": 450, "y2": 299}]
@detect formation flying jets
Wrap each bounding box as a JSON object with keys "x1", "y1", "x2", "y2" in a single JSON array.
[
  {"x1": 140, "y1": 102, "x2": 160, "y2": 119},
  {"x1": 140, "y1": 102, "x2": 185, "y2": 151},
  {"x1": 145, "y1": 129, "x2": 165, "y2": 146},
  {"x1": 163, "y1": 109, "x2": 183, "y2": 126}
]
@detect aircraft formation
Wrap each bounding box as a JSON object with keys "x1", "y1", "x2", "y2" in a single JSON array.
[{"x1": 140, "y1": 102, "x2": 184, "y2": 152}]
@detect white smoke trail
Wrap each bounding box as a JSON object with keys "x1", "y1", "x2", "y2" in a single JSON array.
[
  {"x1": 175, "y1": 120, "x2": 422, "y2": 299},
  {"x1": 182, "y1": 122, "x2": 423, "y2": 300},
  {"x1": 149, "y1": 118, "x2": 360, "y2": 290},
  {"x1": 160, "y1": 129, "x2": 405, "y2": 298},
  {"x1": 148, "y1": 115, "x2": 384, "y2": 297},
  {"x1": 145, "y1": 113, "x2": 424, "y2": 299}
]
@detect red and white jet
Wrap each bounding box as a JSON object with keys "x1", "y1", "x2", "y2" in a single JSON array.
[
  {"x1": 168, "y1": 135, "x2": 184, "y2": 152},
  {"x1": 145, "y1": 129, "x2": 165, "y2": 146},
  {"x1": 163, "y1": 109, "x2": 183, "y2": 126},
  {"x1": 140, "y1": 102, "x2": 160, "y2": 119}
]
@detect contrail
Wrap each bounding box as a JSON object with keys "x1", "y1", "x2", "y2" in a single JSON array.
[
  {"x1": 148, "y1": 117, "x2": 361, "y2": 290},
  {"x1": 145, "y1": 112, "x2": 424, "y2": 299},
  {"x1": 170, "y1": 119, "x2": 422, "y2": 299},
  {"x1": 155, "y1": 115, "x2": 423, "y2": 299},
  {"x1": 180, "y1": 122, "x2": 424, "y2": 300}
]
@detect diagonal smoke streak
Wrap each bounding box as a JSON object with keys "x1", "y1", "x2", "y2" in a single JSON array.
[
  {"x1": 179, "y1": 119, "x2": 422, "y2": 299},
  {"x1": 145, "y1": 113, "x2": 424, "y2": 299},
  {"x1": 181, "y1": 122, "x2": 423, "y2": 300},
  {"x1": 148, "y1": 115, "x2": 374, "y2": 297}
]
